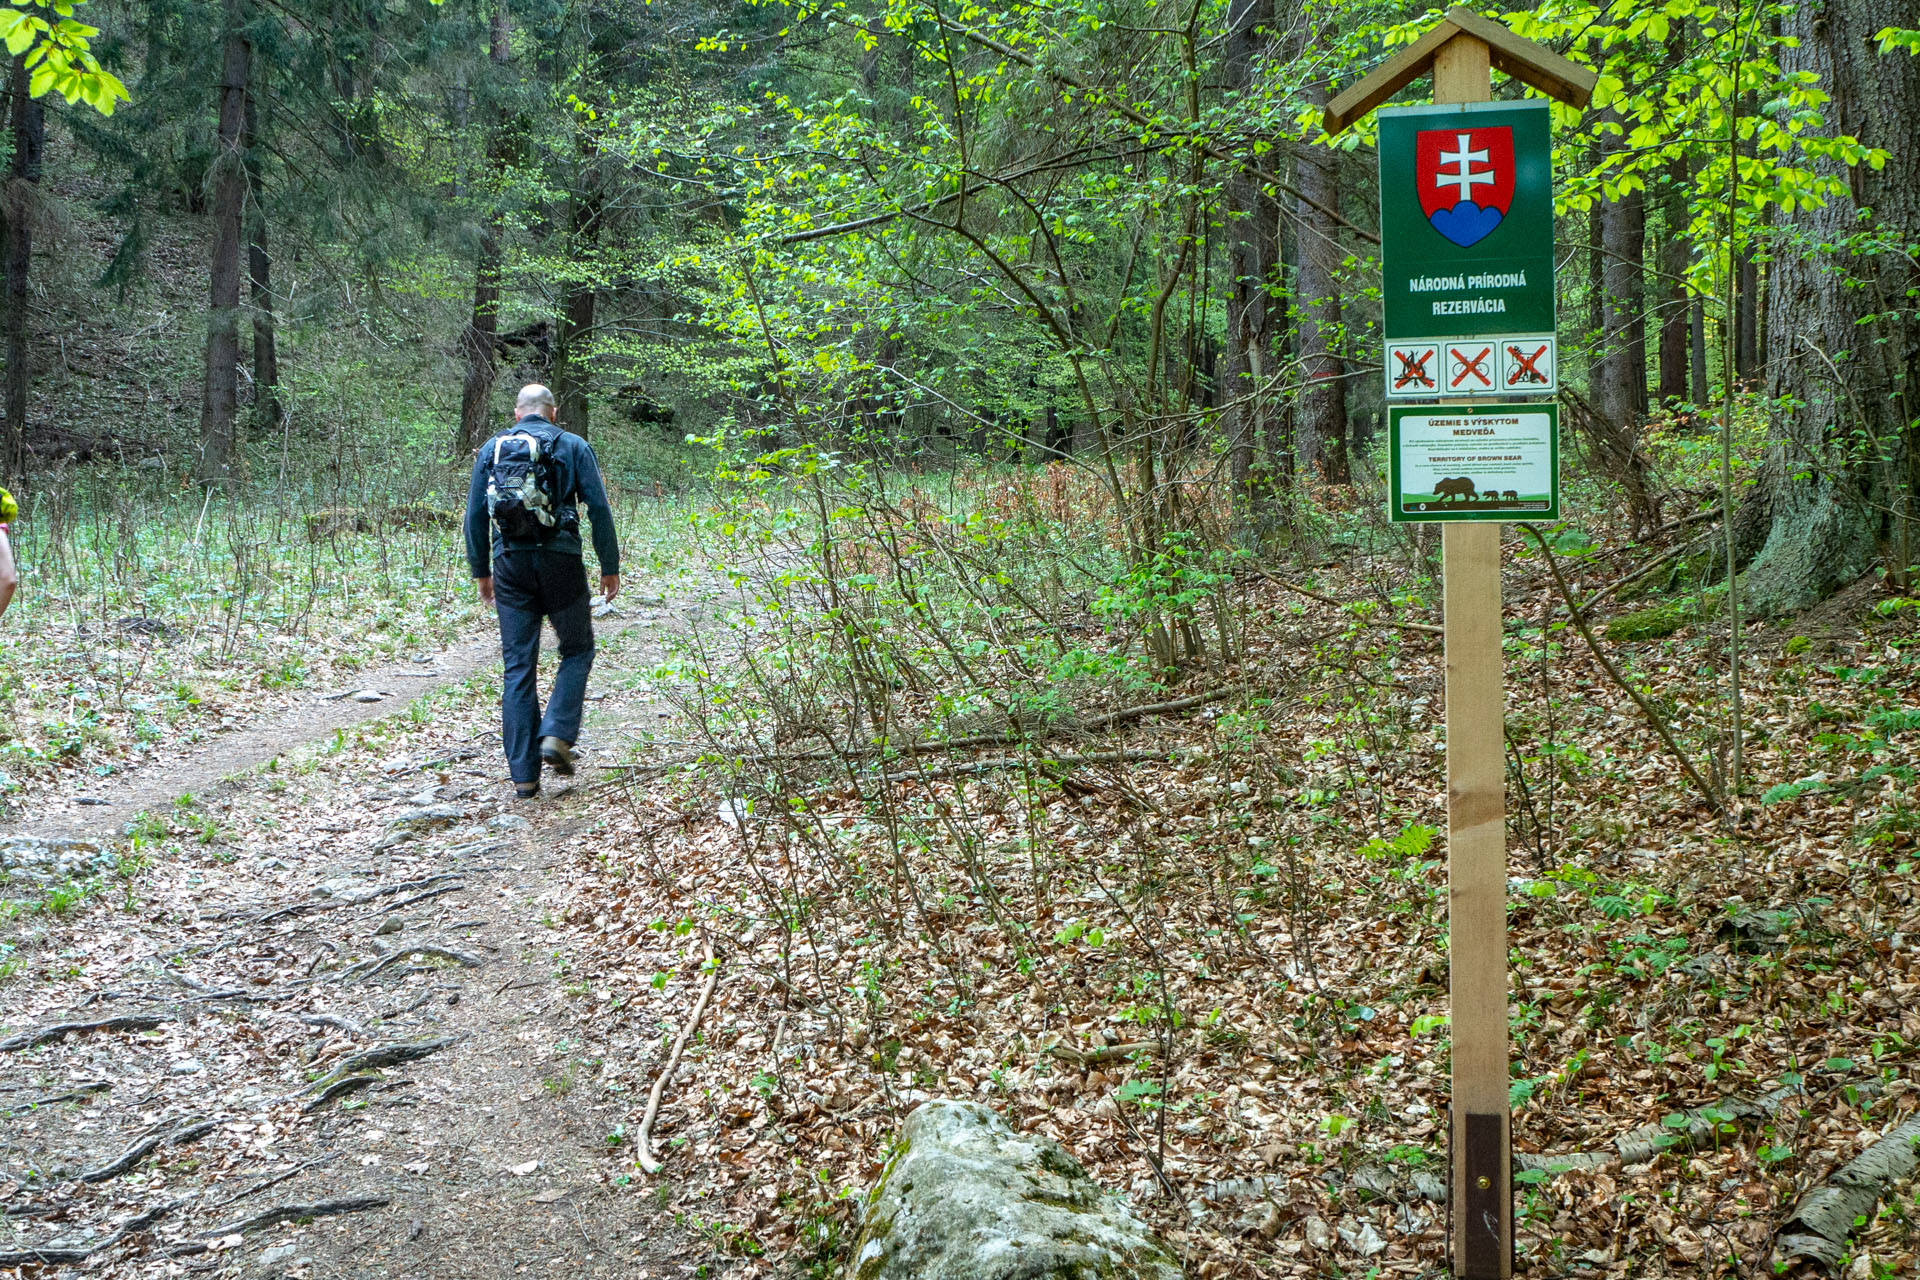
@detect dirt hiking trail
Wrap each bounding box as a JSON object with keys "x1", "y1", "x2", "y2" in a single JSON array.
[{"x1": 1, "y1": 580, "x2": 733, "y2": 1280}]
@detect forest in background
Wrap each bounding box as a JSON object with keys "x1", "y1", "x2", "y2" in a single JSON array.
[{"x1": 0, "y1": 0, "x2": 1918, "y2": 1277}]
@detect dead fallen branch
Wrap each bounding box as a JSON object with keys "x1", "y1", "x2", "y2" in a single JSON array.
[
  {"x1": 209, "y1": 1153, "x2": 341, "y2": 1208},
  {"x1": 1199, "y1": 1087, "x2": 1801, "y2": 1208},
  {"x1": 3, "y1": 1081, "x2": 110, "y2": 1115},
  {"x1": 1515, "y1": 1087, "x2": 1794, "y2": 1177},
  {"x1": 877, "y1": 749, "x2": 1178, "y2": 788},
  {"x1": 1775, "y1": 1110, "x2": 1920, "y2": 1268},
  {"x1": 377, "y1": 882, "x2": 465, "y2": 914},
  {"x1": 1254, "y1": 569, "x2": 1443, "y2": 635},
  {"x1": 201, "y1": 1196, "x2": 390, "y2": 1238},
  {"x1": 1518, "y1": 523, "x2": 1733, "y2": 825},
  {"x1": 1048, "y1": 1039, "x2": 1163, "y2": 1067},
  {"x1": 0, "y1": 1014, "x2": 168, "y2": 1053},
  {"x1": 755, "y1": 689, "x2": 1239, "y2": 764},
  {"x1": 638, "y1": 940, "x2": 722, "y2": 1175}
]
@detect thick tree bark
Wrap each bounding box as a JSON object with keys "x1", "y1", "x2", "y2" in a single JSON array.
[
  {"x1": 198, "y1": 8, "x2": 250, "y2": 484},
  {"x1": 1595, "y1": 183, "x2": 1648, "y2": 426},
  {"x1": 3, "y1": 58, "x2": 42, "y2": 478},
  {"x1": 242, "y1": 88, "x2": 279, "y2": 434},
  {"x1": 1742, "y1": 0, "x2": 1920, "y2": 613},
  {"x1": 1294, "y1": 83, "x2": 1346, "y2": 485},
  {"x1": 452, "y1": 1, "x2": 512, "y2": 460},
  {"x1": 1585, "y1": 120, "x2": 1658, "y2": 535},
  {"x1": 1734, "y1": 248, "x2": 1758, "y2": 383},
  {"x1": 1220, "y1": 0, "x2": 1269, "y2": 537}
]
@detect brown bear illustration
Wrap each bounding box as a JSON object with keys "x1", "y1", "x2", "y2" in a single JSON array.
[
  {"x1": 1501, "y1": 489, "x2": 1518, "y2": 501},
  {"x1": 1432, "y1": 477, "x2": 1476, "y2": 502}
]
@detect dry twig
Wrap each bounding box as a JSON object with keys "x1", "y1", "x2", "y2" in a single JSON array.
[{"x1": 637, "y1": 940, "x2": 722, "y2": 1175}]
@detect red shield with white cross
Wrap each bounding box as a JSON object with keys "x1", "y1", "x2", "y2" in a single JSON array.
[{"x1": 1416, "y1": 127, "x2": 1515, "y2": 248}]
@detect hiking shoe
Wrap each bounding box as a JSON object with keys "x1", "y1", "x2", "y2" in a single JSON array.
[
  {"x1": 515, "y1": 781, "x2": 541, "y2": 801},
  {"x1": 540, "y1": 737, "x2": 576, "y2": 777}
]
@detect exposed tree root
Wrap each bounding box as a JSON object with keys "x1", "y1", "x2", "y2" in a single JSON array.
[
  {"x1": 341, "y1": 944, "x2": 484, "y2": 985},
  {"x1": 200, "y1": 1195, "x2": 390, "y2": 1238},
  {"x1": 0, "y1": 1014, "x2": 168, "y2": 1053},
  {"x1": 3, "y1": 1081, "x2": 109, "y2": 1115},
  {"x1": 0, "y1": 1200, "x2": 178, "y2": 1267},
  {"x1": 302, "y1": 1074, "x2": 384, "y2": 1112},
  {"x1": 309, "y1": 1035, "x2": 461, "y2": 1092},
  {"x1": 77, "y1": 1118, "x2": 215, "y2": 1183}
]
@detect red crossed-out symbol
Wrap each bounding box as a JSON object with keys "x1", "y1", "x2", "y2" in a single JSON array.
[
  {"x1": 1507, "y1": 343, "x2": 1550, "y2": 385},
  {"x1": 1451, "y1": 346, "x2": 1493, "y2": 389},
  {"x1": 1393, "y1": 348, "x2": 1436, "y2": 389}
]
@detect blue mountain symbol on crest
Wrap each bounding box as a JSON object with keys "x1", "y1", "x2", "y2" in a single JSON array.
[{"x1": 1429, "y1": 201, "x2": 1504, "y2": 248}]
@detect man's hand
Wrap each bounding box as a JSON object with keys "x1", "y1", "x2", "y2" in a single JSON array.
[
  {"x1": 476, "y1": 576, "x2": 495, "y2": 605},
  {"x1": 600, "y1": 574, "x2": 620, "y2": 604}
]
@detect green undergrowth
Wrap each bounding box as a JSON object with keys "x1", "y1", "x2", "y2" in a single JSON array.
[{"x1": 0, "y1": 464, "x2": 698, "y2": 813}]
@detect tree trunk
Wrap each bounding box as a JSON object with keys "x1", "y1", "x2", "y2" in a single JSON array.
[
  {"x1": 198, "y1": 8, "x2": 250, "y2": 484},
  {"x1": 3, "y1": 58, "x2": 42, "y2": 478},
  {"x1": 1595, "y1": 182, "x2": 1647, "y2": 426},
  {"x1": 452, "y1": 1, "x2": 512, "y2": 460},
  {"x1": 243, "y1": 87, "x2": 279, "y2": 434},
  {"x1": 1689, "y1": 293, "x2": 1709, "y2": 407},
  {"x1": 552, "y1": 132, "x2": 602, "y2": 437},
  {"x1": 1589, "y1": 127, "x2": 1658, "y2": 535},
  {"x1": 1657, "y1": 159, "x2": 1691, "y2": 408},
  {"x1": 1572, "y1": 119, "x2": 1659, "y2": 537},
  {"x1": 1734, "y1": 248, "x2": 1758, "y2": 383},
  {"x1": 1740, "y1": 0, "x2": 1920, "y2": 613},
  {"x1": 1221, "y1": 0, "x2": 1268, "y2": 537},
  {"x1": 1294, "y1": 83, "x2": 1347, "y2": 485}
]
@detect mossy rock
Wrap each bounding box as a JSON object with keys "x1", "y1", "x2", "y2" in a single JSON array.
[
  {"x1": 849, "y1": 1100, "x2": 1183, "y2": 1280},
  {"x1": 1605, "y1": 601, "x2": 1694, "y2": 642}
]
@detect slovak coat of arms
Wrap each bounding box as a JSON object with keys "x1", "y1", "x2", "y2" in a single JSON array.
[{"x1": 1414, "y1": 127, "x2": 1515, "y2": 248}]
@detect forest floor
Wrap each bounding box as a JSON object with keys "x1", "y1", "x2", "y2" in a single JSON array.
[
  {"x1": 6, "y1": 505, "x2": 1920, "y2": 1280},
  {"x1": 0, "y1": 575, "x2": 733, "y2": 1279}
]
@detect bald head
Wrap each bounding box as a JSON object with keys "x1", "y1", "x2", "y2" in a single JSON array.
[{"x1": 516, "y1": 384, "x2": 557, "y2": 420}]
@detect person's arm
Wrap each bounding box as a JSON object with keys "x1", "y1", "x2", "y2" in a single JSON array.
[
  {"x1": 463, "y1": 445, "x2": 495, "y2": 602},
  {"x1": 571, "y1": 438, "x2": 621, "y2": 594},
  {"x1": 0, "y1": 529, "x2": 17, "y2": 620}
]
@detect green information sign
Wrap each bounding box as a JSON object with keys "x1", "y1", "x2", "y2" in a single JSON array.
[
  {"x1": 1389, "y1": 404, "x2": 1560, "y2": 523},
  {"x1": 1379, "y1": 100, "x2": 1556, "y2": 400}
]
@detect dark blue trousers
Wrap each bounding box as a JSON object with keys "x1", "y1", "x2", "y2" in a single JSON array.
[{"x1": 493, "y1": 551, "x2": 595, "y2": 785}]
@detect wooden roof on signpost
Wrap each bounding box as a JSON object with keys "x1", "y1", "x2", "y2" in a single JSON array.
[{"x1": 1321, "y1": 6, "x2": 1598, "y2": 134}]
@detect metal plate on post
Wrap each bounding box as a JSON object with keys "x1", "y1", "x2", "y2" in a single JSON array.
[{"x1": 1461, "y1": 1111, "x2": 1506, "y2": 1278}]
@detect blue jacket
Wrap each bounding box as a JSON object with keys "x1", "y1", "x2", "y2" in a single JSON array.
[{"x1": 464, "y1": 416, "x2": 621, "y2": 579}]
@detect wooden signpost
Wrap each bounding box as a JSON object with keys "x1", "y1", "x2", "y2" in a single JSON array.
[{"x1": 1323, "y1": 10, "x2": 1595, "y2": 1278}]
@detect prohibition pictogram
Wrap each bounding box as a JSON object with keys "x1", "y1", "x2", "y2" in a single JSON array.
[
  {"x1": 1506, "y1": 342, "x2": 1549, "y2": 386},
  {"x1": 1449, "y1": 344, "x2": 1494, "y2": 389},
  {"x1": 1394, "y1": 348, "x2": 1437, "y2": 390}
]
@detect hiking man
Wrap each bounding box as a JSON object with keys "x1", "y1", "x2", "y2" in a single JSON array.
[{"x1": 464, "y1": 385, "x2": 620, "y2": 799}]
